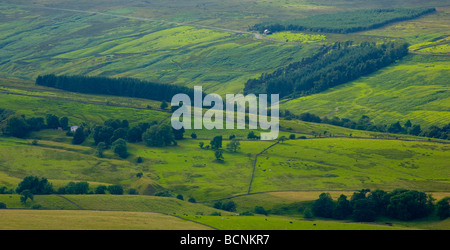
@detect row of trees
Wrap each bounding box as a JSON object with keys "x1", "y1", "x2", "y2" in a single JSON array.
[
  {"x1": 36, "y1": 74, "x2": 198, "y2": 102},
  {"x1": 283, "y1": 111, "x2": 450, "y2": 140},
  {"x1": 1, "y1": 112, "x2": 69, "y2": 138},
  {"x1": 244, "y1": 41, "x2": 409, "y2": 99},
  {"x1": 311, "y1": 189, "x2": 449, "y2": 222},
  {"x1": 11, "y1": 176, "x2": 127, "y2": 197},
  {"x1": 251, "y1": 8, "x2": 436, "y2": 34}
]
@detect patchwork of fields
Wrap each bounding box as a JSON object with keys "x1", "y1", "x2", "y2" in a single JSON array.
[{"x1": 0, "y1": 0, "x2": 449, "y2": 230}]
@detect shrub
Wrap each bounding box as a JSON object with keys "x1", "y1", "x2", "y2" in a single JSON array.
[
  {"x1": 254, "y1": 206, "x2": 268, "y2": 216},
  {"x1": 108, "y1": 185, "x2": 124, "y2": 195},
  {"x1": 95, "y1": 185, "x2": 107, "y2": 194}
]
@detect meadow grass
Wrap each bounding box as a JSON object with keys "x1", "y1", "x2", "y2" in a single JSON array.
[
  {"x1": 182, "y1": 214, "x2": 409, "y2": 230},
  {"x1": 251, "y1": 137, "x2": 450, "y2": 193},
  {"x1": 0, "y1": 5, "x2": 320, "y2": 95},
  {"x1": 282, "y1": 54, "x2": 450, "y2": 127},
  {"x1": 0, "y1": 209, "x2": 212, "y2": 230},
  {"x1": 0, "y1": 91, "x2": 168, "y2": 126}
]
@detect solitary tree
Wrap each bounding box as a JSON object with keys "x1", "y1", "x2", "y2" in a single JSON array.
[
  {"x1": 112, "y1": 139, "x2": 128, "y2": 158},
  {"x1": 160, "y1": 100, "x2": 168, "y2": 110},
  {"x1": 96, "y1": 142, "x2": 106, "y2": 158},
  {"x1": 210, "y1": 136, "x2": 222, "y2": 150},
  {"x1": 72, "y1": 127, "x2": 86, "y2": 145},
  {"x1": 226, "y1": 139, "x2": 241, "y2": 153},
  {"x1": 214, "y1": 149, "x2": 224, "y2": 162},
  {"x1": 20, "y1": 190, "x2": 34, "y2": 204}
]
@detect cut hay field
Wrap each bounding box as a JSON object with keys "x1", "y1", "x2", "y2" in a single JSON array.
[{"x1": 0, "y1": 209, "x2": 213, "y2": 230}]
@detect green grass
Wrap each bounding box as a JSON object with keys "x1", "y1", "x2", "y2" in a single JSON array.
[
  {"x1": 282, "y1": 54, "x2": 450, "y2": 127},
  {"x1": 0, "y1": 5, "x2": 319, "y2": 95},
  {"x1": 1, "y1": 0, "x2": 449, "y2": 231},
  {"x1": 182, "y1": 214, "x2": 411, "y2": 230},
  {"x1": 0, "y1": 91, "x2": 168, "y2": 126},
  {"x1": 251, "y1": 138, "x2": 450, "y2": 193},
  {"x1": 0, "y1": 209, "x2": 213, "y2": 230}
]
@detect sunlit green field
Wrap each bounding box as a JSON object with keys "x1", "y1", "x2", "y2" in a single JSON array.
[
  {"x1": 267, "y1": 32, "x2": 326, "y2": 44},
  {"x1": 0, "y1": 4, "x2": 319, "y2": 94},
  {"x1": 251, "y1": 138, "x2": 450, "y2": 193},
  {"x1": 282, "y1": 54, "x2": 450, "y2": 127},
  {"x1": 0, "y1": 0, "x2": 449, "y2": 231},
  {"x1": 0, "y1": 209, "x2": 213, "y2": 230}
]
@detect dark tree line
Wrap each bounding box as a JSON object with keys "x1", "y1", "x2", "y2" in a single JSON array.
[
  {"x1": 1, "y1": 112, "x2": 70, "y2": 138},
  {"x1": 312, "y1": 189, "x2": 448, "y2": 222},
  {"x1": 251, "y1": 8, "x2": 436, "y2": 34},
  {"x1": 36, "y1": 74, "x2": 198, "y2": 102},
  {"x1": 283, "y1": 111, "x2": 450, "y2": 140},
  {"x1": 244, "y1": 41, "x2": 409, "y2": 99},
  {"x1": 10, "y1": 176, "x2": 125, "y2": 195}
]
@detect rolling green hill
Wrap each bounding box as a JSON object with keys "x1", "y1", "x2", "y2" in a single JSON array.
[{"x1": 0, "y1": 0, "x2": 449, "y2": 230}]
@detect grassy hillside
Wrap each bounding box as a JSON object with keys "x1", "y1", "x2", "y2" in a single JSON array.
[
  {"x1": 0, "y1": 4, "x2": 319, "y2": 94},
  {"x1": 0, "y1": 0, "x2": 449, "y2": 230},
  {"x1": 0, "y1": 209, "x2": 213, "y2": 230},
  {"x1": 251, "y1": 138, "x2": 450, "y2": 192},
  {"x1": 282, "y1": 54, "x2": 450, "y2": 127}
]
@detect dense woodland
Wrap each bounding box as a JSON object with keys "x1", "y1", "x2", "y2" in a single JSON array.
[
  {"x1": 35, "y1": 74, "x2": 197, "y2": 102},
  {"x1": 251, "y1": 8, "x2": 436, "y2": 34},
  {"x1": 311, "y1": 189, "x2": 449, "y2": 222},
  {"x1": 244, "y1": 41, "x2": 409, "y2": 99}
]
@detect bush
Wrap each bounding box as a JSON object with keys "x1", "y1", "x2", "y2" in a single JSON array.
[
  {"x1": 58, "y1": 182, "x2": 90, "y2": 194},
  {"x1": 312, "y1": 193, "x2": 335, "y2": 218},
  {"x1": 108, "y1": 185, "x2": 124, "y2": 195},
  {"x1": 436, "y1": 197, "x2": 450, "y2": 220},
  {"x1": 95, "y1": 185, "x2": 107, "y2": 194},
  {"x1": 112, "y1": 139, "x2": 128, "y2": 158},
  {"x1": 387, "y1": 190, "x2": 434, "y2": 221},
  {"x1": 254, "y1": 206, "x2": 268, "y2": 216},
  {"x1": 0, "y1": 202, "x2": 6, "y2": 209},
  {"x1": 16, "y1": 176, "x2": 54, "y2": 195},
  {"x1": 128, "y1": 188, "x2": 138, "y2": 195}
]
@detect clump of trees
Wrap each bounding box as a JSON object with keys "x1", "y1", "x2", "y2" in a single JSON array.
[
  {"x1": 0, "y1": 112, "x2": 70, "y2": 139},
  {"x1": 214, "y1": 200, "x2": 237, "y2": 212},
  {"x1": 244, "y1": 41, "x2": 409, "y2": 99},
  {"x1": 8, "y1": 176, "x2": 127, "y2": 196},
  {"x1": 311, "y1": 189, "x2": 447, "y2": 222}
]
